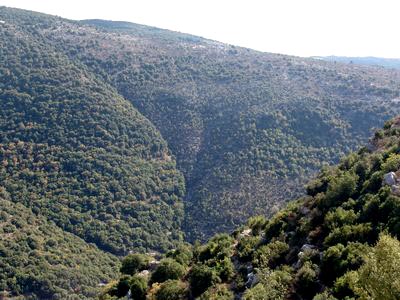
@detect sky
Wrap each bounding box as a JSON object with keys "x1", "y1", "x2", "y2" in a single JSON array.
[{"x1": 0, "y1": 0, "x2": 399, "y2": 58}]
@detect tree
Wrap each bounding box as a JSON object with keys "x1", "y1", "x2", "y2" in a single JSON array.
[
  {"x1": 155, "y1": 280, "x2": 187, "y2": 300},
  {"x1": 352, "y1": 234, "x2": 400, "y2": 300},
  {"x1": 130, "y1": 275, "x2": 148, "y2": 300},
  {"x1": 120, "y1": 254, "x2": 151, "y2": 275},
  {"x1": 150, "y1": 259, "x2": 185, "y2": 284},
  {"x1": 189, "y1": 265, "x2": 218, "y2": 297},
  {"x1": 198, "y1": 284, "x2": 234, "y2": 300}
]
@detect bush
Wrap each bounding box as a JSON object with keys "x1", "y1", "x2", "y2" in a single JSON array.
[
  {"x1": 213, "y1": 257, "x2": 235, "y2": 281},
  {"x1": 198, "y1": 284, "x2": 234, "y2": 300},
  {"x1": 189, "y1": 264, "x2": 218, "y2": 297},
  {"x1": 323, "y1": 223, "x2": 375, "y2": 247},
  {"x1": 382, "y1": 154, "x2": 400, "y2": 173},
  {"x1": 166, "y1": 244, "x2": 193, "y2": 266},
  {"x1": 323, "y1": 172, "x2": 358, "y2": 207},
  {"x1": 295, "y1": 261, "x2": 320, "y2": 298},
  {"x1": 110, "y1": 275, "x2": 131, "y2": 298},
  {"x1": 352, "y1": 234, "x2": 400, "y2": 300},
  {"x1": 120, "y1": 254, "x2": 151, "y2": 275},
  {"x1": 361, "y1": 171, "x2": 383, "y2": 193},
  {"x1": 324, "y1": 207, "x2": 357, "y2": 230},
  {"x1": 312, "y1": 291, "x2": 338, "y2": 300},
  {"x1": 332, "y1": 272, "x2": 357, "y2": 299},
  {"x1": 198, "y1": 234, "x2": 233, "y2": 262},
  {"x1": 248, "y1": 216, "x2": 267, "y2": 235},
  {"x1": 237, "y1": 236, "x2": 260, "y2": 261},
  {"x1": 243, "y1": 283, "x2": 268, "y2": 300},
  {"x1": 252, "y1": 241, "x2": 289, "y2": 268},
  {"x1": 130, "y1": 275, "x2": 148, "y2": 300},
  {"x1": 150, "y1": 259, "x2": 185, "y2": 284},
  {"x1": 155, "y1": 280, "x2": 187, "y2": 300},
  {"x1": 250, "y1": 267, "x2": 293, "y2": 300}
]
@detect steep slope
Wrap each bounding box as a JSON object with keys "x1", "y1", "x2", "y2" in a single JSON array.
[
  {"x1": 36, "y1": 15, "x2": 400, "y2": 240},
  {"x1": 104, "y1": 116, "x2": 400, "y2": 300},
  {"x1": 0, "y1": 7, "x2": 185, "y2": 256},
  {"x1": 0, "y1": 197, "x2": 119, "y2": 299}
]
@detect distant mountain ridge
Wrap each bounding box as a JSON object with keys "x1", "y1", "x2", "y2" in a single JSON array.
[{"x1": 312, "y1": 56, "x2": 400, "y2": 69}]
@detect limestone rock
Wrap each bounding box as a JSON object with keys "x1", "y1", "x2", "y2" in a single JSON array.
[{"x1": 384, "y1": 172, "x2": 397, "y2": 186}]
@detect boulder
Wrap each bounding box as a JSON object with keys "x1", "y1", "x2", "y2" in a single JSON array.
[
  {"x1": 239, "y1": 229, "x2": 252, "y2": 238},
  {"x1": 300, "y1": 244, "x2": 316, "y2": 252},
  {"x1": 384, "y1": 172, "x2": 397, "y2": 186},
  {"x1": 246, "y1": 272, "x2": 259, "y2": 288}
]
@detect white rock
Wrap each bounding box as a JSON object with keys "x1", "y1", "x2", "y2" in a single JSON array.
[
  {"x1": 246, "y1": 272, "x2": 259, "y2": 288},
  {"x1": 138, "y1": 270, "x2": 150, "y2": 277},
  {"x1": 300, "y1": 244, "x2": 315, "y2": 252},
  {"x1": 239, "y1": 228, "x2": 252, "y2": 238},
  {"x1": 384, "y1": 172, "x2": 397, "y2": 186}
]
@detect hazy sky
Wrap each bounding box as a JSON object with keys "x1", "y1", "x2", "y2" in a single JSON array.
[{"x1": 0, "y1": 0, "x2": 399, "y2": 58}]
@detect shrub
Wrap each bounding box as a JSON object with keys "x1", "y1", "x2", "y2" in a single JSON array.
[
  {"x1": 323, "y1": 223, "x2": 375, "y2": 247},
  {"x1": 312, "y1": 291, "x2": 338, "y2": 300},
  {"x1": 155, "y1": 280, "x2": 187, "y2": 300},
  {"x1": 110, "y1": 275, "x2": 131, "y2": 298},
  {"x1": 213, "y1": 257, "x2": 235, "y2": 281},
  {"x1": 352, "y1": 234, "x2": 400, "y2": 300},
  {"x1": 130, "y1": 275, "x2": 148, "y2": 300},
  {"x1": 198, "y1": 284, "x2": 234, "y2": 300},
  {"x1": 324, "y1": 207, "x2": 357, "y2": 230},
  {"x1": 332, "y1": 272, "x2": 357, "y2": 299},
  {"x1": 323, "y1": 172, "x2": 358, "y2": 207},
  {"x1": 243, "y1": 283, "x2": 268, "y2": 300},
  {"x1": 150, "y1": 259, "x2": 185, "y2": 284},
  {"x1": 244, "y1": 267, "x2": 292, "y2": 300},
  {"x1": 295, "y1": 261, "x2": 320, "y2": 298},
  {"x1": 198, "y1": 234, "x2": 233, "y2": 262},
  {"x1": 361, "y1": 171, "x2": 383, "y2": 193},
  {"x1": 252, "y1": 241, "x2": 289, "y2": 268},
  {"x1": 166, "y1": 244, "x2": 193, "y2": 266},
  {"x1": 247, "y1": 216, "x2": 267, "y2": 235},
  {"x1": 189, "y1": 264, "x2": 218, "y2": 297},
  {"x1": 382, "y1": 154, "x2": 400, "y2": 173},
  {"x1": 237, "y1": 236, "x2": 260, "y2": 261},
  {"x1": 265, "y1": 267, "x2": 292, "y2": 298},
  {"x1": 120, "y1": 254, "x2": 151, "y2": 275}
]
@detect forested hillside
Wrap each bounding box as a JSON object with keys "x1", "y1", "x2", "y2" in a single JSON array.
[
  {"x1": 0, "y1": 7, "x2": 186, "y2": 298},
  {"x1": 103, "y1": 116, "x2": 400, "y2": 300},
  {"x1": 42, "y1": 16, "x2": 400, "y2": 240},
  {"x1": 1, "y1": 6, "x2": 400, "y2": 299},
  {"x1": 1, "y1": 7, "x2": 400, "y2": 243},
  {"x1": 0, "y1": 197, "x2": 119, "y2": 299}
]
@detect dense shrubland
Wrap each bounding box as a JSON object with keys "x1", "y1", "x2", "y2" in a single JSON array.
[{"x1": 104, "y1": 117, "x2": 400, "y2": 299}]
